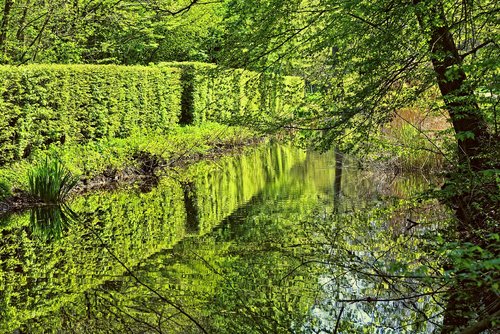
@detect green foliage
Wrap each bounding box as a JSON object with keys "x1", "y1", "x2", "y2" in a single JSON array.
[
  {"x1": 184, "y1": 143, "x2": 307, "y2": 235},
  {"x1": 27, "y1": 158, "x2": 79, "y2": 204},
  {"x1": 0, "y1": 64, "x2": 182, "y2": 165},
  {"x1": 0, "y1": 123, "x2": 258, "y2": 188},
  {"x1": 374, "y1": 122, "x2": 447, "y2": 171},
  {"x1": 0, "y1": 63, "x2": 304, "y2": 166},
  {"x1": 0, "y1": 180, "x2": 11, "y2": 200},
  {"x1": 222, "y1": 0, "x2": 498, "y2": 157},
  {"x1": 0, "y1": 176, "x2": 187, "y2": 332},
  {"x1": 158, "y1": 62, "x2": 305, "y2": 125},
  {"x1": 0, "y1": 0, "x2": 225, "y2": 65},
  {"x1": 0, "y1": 143, "x2": 308, "y2": 332}
]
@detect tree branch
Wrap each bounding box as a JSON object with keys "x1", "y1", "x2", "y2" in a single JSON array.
[
  {"x1": 140, "y1": 0, "x2": 219, "y2": 16},
  {"x1": 339, "y1": 290, "x2": 446, "y2": 303},
  {"x1": 460, "y1": 40, "x2": 495, "y2": 59},
  {"x1": 346, "y1": 12, "x2": 382, "y2": 30}
]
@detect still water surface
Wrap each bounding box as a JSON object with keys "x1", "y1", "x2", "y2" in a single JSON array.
[{"x1": 0, "y1": 143, "x2": 442, "y2": 333}]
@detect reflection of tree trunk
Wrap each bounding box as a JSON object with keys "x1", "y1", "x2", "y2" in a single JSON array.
[
  {"x1": 182, "y1": 182, "x2": 200, "y2": 234},
  {"x1": 333, "y1": 147, "x2": 343, "y2": 214},
  {"x1": 85, "y1": 291, "x2": 92, "y2": 320}
]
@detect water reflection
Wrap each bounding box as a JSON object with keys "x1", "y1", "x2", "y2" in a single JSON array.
[
  {"x1": 0, "y1": 143, "x2": 449, "y2": 333},
  {"x1": 29, "y1": 204, "x2": 77, "y2": 241},
  {"x1": 303, "y1": 154, "x2": 450, "y2": 333}
]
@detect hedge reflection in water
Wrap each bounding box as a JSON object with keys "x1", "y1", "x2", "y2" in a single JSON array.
[{"x1": 0, "y1": 143, "x2": 449, "y2": 333}]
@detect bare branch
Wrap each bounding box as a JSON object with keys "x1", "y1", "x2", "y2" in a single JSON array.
[
  {"x1": 339, "y1": 290, "x2": 447, "y2": 303},
  {"x1": 139, "y1": 0, "x2": 220, "y2": 16},
  {"x1": 346, "y1": 12, "x2": 382, "y2": 30}
]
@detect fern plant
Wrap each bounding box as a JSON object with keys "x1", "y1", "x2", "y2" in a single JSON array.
[{"x1": 28, "y1": 158, "x2": 79, "y2": 204}]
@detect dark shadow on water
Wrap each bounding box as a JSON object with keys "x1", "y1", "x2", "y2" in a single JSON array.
[{"x1": 182, "y1": 181, "x2": 200, "y2": 234}]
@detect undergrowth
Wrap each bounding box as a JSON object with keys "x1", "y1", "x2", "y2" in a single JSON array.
[
  {"x1": 0, "y1": 123, "x2": 258, "y2": 196},
  {"x1": 27, "y1": 158, "x2": 79, "y2": 204},
  {"x1": 375, "y1": 107, "x2": 451, "y2": 172}
]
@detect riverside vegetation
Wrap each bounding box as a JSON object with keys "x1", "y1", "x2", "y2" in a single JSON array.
[
  {"x1": 0, "y1": 0, "x2": 499, "y2": 333},
  {"x1": 0, "y1": 62, "x2": 304, "y2": 208}
]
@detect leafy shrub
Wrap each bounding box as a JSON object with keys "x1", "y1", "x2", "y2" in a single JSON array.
[
  {"x1": 27, "y1": 158, "x2": 79, "y2": 203},
  {"x1": 0, "y1": 180, "x2": 11, "y2": 200},
  {"x1": 0, "y1": 64, "x2": 182, "y2": 165},
  {"x1": 158, "y1": 62, "x2": 305, "y2": 125},
  {"x1": 0, "y1": 63, "x2": 304, "y2": 166}
]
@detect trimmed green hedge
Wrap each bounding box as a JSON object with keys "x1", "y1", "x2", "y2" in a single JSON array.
[
  {"x1": 0, "y1": 63, "x2": 305, "y2": 166},
  {"x1": 159, "y1": 62, "x2": 305, "y2": 124},
  {"x1": 0, "y1": 65, "x2": 182, "y2": 165}
]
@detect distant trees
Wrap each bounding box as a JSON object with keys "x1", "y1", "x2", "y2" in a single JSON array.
[{"x1": 0, "y1": 0, "x2": 225, "y2": 64}]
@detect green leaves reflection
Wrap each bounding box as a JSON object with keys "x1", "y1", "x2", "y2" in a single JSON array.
[
  {"x1": 305, "y1": 195, "x2": 451, "y2": 333},
  {"x1": 29, "y1": 204, "x2": 78, "y2": 242},
  {"x1": 0, "y1": 144, "x2": 448, "y2": 333},
  {"x1": 0, "y1": 143, "x2": 315, "y2": 333}
]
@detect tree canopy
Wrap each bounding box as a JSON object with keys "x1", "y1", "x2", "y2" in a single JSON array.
[
  {"x1": 222, "y1": 0, "x2": 498, "y2": 155},
  {"x1": 0, "y1": 0, "x2": 225, "y2": 64},
  {"x1": 220, "y1": 0, "x2": 499, "y2": 332}
]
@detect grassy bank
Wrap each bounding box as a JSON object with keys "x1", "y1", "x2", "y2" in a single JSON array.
[
  {"x1": 0, "y1": 122, "x2": 260, "y2": 212},
  {"x1": 374, "y1": 107, "x2": 451, "y2": 172}
]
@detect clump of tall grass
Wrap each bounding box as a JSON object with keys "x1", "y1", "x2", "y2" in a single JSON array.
[{"x1": 28, "y1": 158, "x2": 79, "y2": 204}]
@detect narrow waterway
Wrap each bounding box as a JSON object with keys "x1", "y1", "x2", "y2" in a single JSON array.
[{"x1": 0, "y1": 143, "x2": 444, "y2": 333}]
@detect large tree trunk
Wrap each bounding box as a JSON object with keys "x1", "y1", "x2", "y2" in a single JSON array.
[
  {"x1": 413, "y1": 0, "x2": 491, "y2": 171},
  {"x1": 412, "y1": 1, "x2": 498, "y2": 333},
  {"x1": 428, "y1": 29, "x2": 490, "y2": 171}
]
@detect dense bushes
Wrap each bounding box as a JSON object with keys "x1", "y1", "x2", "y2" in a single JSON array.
[
  {"x1": 159, "y1": 62, "x2": 305, "y2": 124},
  {"x1": 0, "y1": 63, "x2": 305, "y2": 166},
  {"x1": 0, "y1": 65, "x2": 182, "y2": 165}
]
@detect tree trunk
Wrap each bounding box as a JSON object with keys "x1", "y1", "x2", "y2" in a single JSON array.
[
  {"x1": 0, "y1": 0, "x2": 14, "y2": 54},
  {"x1": 412, "y1": 2, "x2": 498, "y2": 333},
  {"x1": 16, "y1": 0, "x2": 31, "y2": 44},
  {"x1": 413, "y1": 0, "x2": 491, "y2": 171}
]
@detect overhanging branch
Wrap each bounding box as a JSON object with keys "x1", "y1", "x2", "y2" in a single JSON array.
[
  {"x1": 139, "y1": 0, "x2": 221, "y2": 16},
  {"x1": 460, "y1": 40, "x2": 495, "y2": 59}
]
